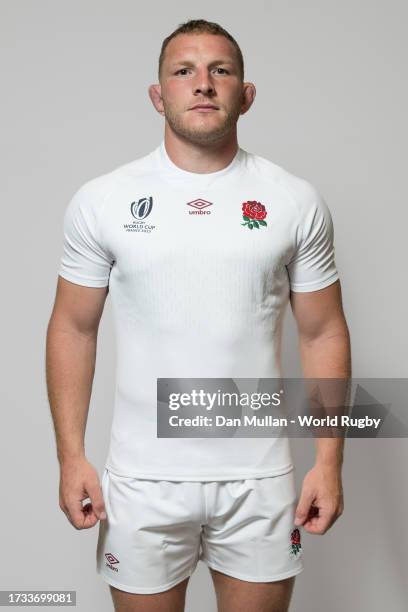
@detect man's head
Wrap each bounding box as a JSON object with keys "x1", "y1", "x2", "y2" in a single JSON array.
[
  {"x1": 158, "y1": 19, "x2": 245, "y2": 83},
  {"x1": 148, "y1": 19, "x2": 256, "y2": 146}
]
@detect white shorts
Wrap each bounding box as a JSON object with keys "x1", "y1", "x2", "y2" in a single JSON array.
[{"x1": 96, "y1": 467, "x2": 304, "y2": 594}]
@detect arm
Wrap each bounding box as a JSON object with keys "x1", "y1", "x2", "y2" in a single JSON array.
[
  {"x1": 290, "y1": 279, "x2": 351, "y2": 534},
  {"x1": 46, "y1": 275, "x2": 109, "y2": 529}
]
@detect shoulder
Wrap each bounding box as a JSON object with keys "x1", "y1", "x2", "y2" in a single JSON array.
[
  {"x1": 67, "y1": 148, "x2": 157, "y2": 213},
  {"x1": 244, "y1": 149, "x2": 327, "y2": 218}
]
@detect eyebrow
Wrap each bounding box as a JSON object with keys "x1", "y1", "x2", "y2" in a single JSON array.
[{"x1": 171, "y1": 59, "x2": 234, "y2": 68}]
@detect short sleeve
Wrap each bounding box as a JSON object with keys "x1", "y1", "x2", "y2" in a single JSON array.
[
  {"x1": 58, "y1": 181, "x2": 114, "y2": 287},
  {"x1": 286, "y1": 188, "x2": 339, "y2": 292}
]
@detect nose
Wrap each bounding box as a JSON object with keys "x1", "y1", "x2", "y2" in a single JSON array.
[{"x1": 192, "y1": 69, "x2": 215, "y2": 96}]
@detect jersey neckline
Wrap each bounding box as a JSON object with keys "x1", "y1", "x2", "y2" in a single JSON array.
[{"x1": 156, "y1": 139, "x2": 245, "y2": 183}]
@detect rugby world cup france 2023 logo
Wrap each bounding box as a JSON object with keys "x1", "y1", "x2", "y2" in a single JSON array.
[{"x1": 124, "y1": 196, "x2": 156, "y2": 233}]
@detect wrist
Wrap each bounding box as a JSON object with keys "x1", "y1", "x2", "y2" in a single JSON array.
[
  {"x1": 314, "y1": 459, "x2": 343, "y2": 473},
  {"x1": 57, "y1": 449, "x2": 86, "y2": 466}
]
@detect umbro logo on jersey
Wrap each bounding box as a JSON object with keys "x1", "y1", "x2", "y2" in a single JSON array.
[
  {"x1": 124, "y1": 196, "x2": 156, "y2": 233},
  {"x1": 105, "y1": 552, "x2": 120, "y2": 572},
  {"x1": 187, "y1": 198, "x2": 213, "y2": 215}
]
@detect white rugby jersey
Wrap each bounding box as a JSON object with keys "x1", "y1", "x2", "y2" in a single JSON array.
[{"x1": 58, "y1": 140, "x2": 339, "y2": 480}]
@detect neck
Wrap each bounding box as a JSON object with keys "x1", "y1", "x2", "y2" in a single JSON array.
[{"x1": 163, "y1": 125, "x2": 239, "y2": 174}]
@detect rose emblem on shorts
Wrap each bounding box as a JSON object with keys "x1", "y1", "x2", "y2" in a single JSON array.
[
  {"x1": 241, "y1": 201, "x2": 268, "y2": 229},
  {"x1": 289, "y1": 528, "x2": 302, "y2": 557}
]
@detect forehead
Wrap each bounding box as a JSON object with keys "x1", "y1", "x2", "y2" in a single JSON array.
[{"x1": 163, "y1": 32, "x2": 237, "y2": 66}]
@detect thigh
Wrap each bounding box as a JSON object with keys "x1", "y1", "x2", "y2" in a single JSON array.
[
  {"x1": 109, "y1": 576, "x2": 190, "y2": 612},
  {"x1": 200, "y1": 470, "x2": 304, "y2": 583},
  {"x1": 96, "y1": 469, "x2": 202, "y2": 594},
  {"x1": 209, "y1": 569, "x2": 295, "y2": 612}
]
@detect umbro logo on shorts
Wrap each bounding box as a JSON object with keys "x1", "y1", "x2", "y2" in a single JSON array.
[
  {"x1": 105, "y1": 552, "x2": 120, "y2": 572},
  {"x1": 186, "y1": 198, "x2": 213, "y2": 215}
]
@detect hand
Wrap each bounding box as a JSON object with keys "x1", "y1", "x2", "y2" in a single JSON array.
[
  {"x1": 59, "y1": 457, "x2": 107, "y2": 530},
  {"x1": 294, "y1": 463, "x2": 344, "y2": 534}
]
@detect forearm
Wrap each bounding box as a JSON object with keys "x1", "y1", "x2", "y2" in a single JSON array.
[
  {"x1": 46, "y1": 321, "x2": 97, "y2": 465},
  {"x1": 299, "y1": 323, "x2": 351, "y2": 468}
]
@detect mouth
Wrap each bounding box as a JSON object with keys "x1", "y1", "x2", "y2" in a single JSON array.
[{"x1": 189, "y1": 104, "x2": 219, "y2": 112}]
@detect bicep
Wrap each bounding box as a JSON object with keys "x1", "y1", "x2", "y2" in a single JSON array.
[
  {"x1": 53, "y1": 180, "x2": 114, "y2": 335},
  {"x1": 49, "y1": 276, "x2": 109, "y2": 337},
  {"x1": 289, "y1": 279, "x2": 347, "y2": 341}
]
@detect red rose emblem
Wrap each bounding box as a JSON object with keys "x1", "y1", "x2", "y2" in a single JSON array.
[
  {"x1": 289, "y1": 528, "x2": 302, "y2": 557},
  {"x1": 241, "y1": 201, "x2": 268, "y2": 230},
  {"x1": 291, "y1": 528, "x2": 301, "y2": 545},
  {"x1": 242, "y1": 201, "x2": 267, "y2": 220}
]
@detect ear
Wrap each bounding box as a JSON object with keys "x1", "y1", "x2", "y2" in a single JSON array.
[
  {"x1": 148, "y1": 84, "x2": 165, "y2": 115},
  {"x1": 240, "y1": 82, "x2": 256, "y2": 116}
]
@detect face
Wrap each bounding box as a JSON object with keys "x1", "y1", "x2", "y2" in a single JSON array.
[{"x1": 149, "y1": 33, "x2": 255, "y2": 145}]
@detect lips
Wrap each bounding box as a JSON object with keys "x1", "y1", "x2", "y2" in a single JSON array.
[{"x1": 190, "y1": 104, "x2": 219, "y2": 110}]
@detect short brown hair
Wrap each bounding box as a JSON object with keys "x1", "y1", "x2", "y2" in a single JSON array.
[{"x1": 158, "y1": 19, "x2": 244, "y2": 81}]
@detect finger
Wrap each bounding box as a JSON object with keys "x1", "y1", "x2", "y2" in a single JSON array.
[
  {"x1": 303, "y1": 506, "x2": 336, "y2": 534},
  {"x1": 64, "y1": 497, "x2": 91, "y2": 530},
  {"x1": 308, "y1": 505, "x2": 319, "y2": 519},
  {"x1": 85, "y1": 479, "x2": 107, "y2": 520},
  {"x1": 294, "y1": 490, "x2": 316, "y2": 526},
  {"x1": 81, "y1": 502, "x2": 100, "y2": 529},
  {"x1": 303, "y1": 514, "x2": 328, "y2": 533}
]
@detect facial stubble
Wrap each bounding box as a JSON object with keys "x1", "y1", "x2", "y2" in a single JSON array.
[{"x1": 161, "y1": 94, "x2": 243, "y2": 145}]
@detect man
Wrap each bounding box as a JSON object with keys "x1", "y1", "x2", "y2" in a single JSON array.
[{"x1": 46, "y1": 18, "x2": 350, "y2": 612}]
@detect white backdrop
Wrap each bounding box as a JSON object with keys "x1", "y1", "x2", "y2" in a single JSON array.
[{"x1": 0, "y1": 1, "x2": 407, "y2": 610}]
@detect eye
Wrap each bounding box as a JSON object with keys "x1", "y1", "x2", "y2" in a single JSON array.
[{"x1": 175, "y1": 67, "x2": 230, "y2": 76}]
